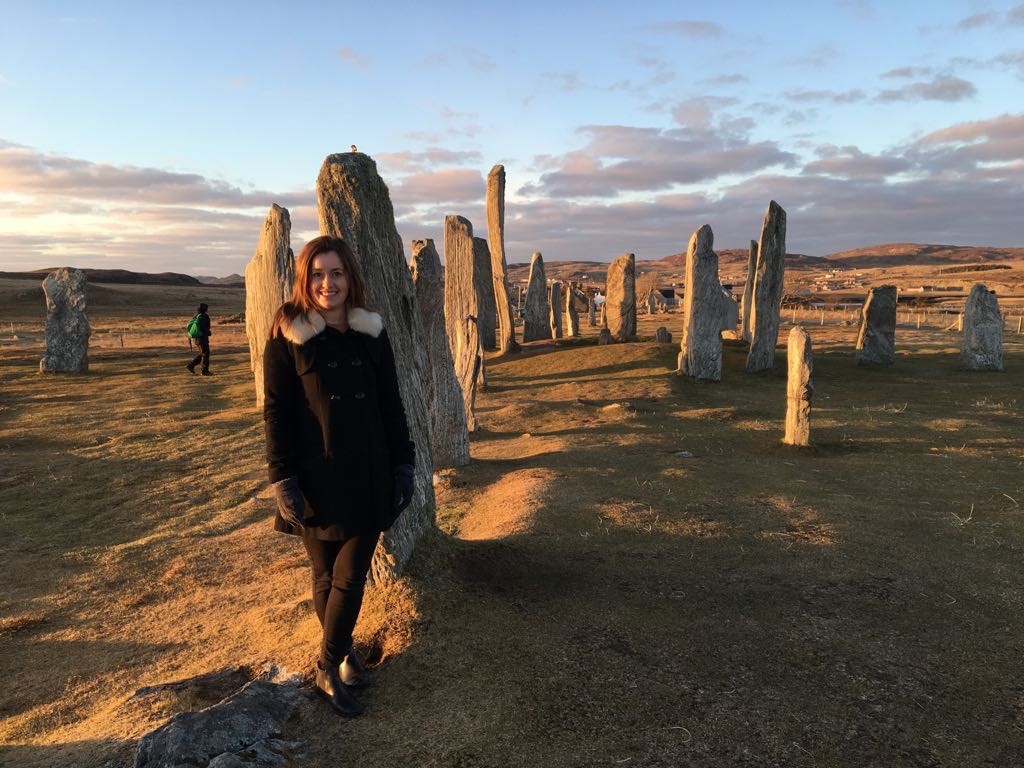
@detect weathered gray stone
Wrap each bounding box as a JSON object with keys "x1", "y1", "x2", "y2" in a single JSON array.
[
  {"x1": 522, "y1": 252, "x2": 551, "y2": 342},
  {"x1": 39, "y1": 267, "x2": 90, "y2": 373},
  {"x1": 784, "y1": 326, "x2": 813, "y2": 446},
  {"x1": 655, "y1": 326, "x2": 672, "y2": 344},
  {"x1": 588, "y1": 297, "x2": 597, "y2": 326},
  {"x1": 549, "y1": 280, "x2": 563, "y2": 340},
  {"x1": 606, "y1": 253, "x2": 636, "y2": 341},
  {"x1": 565, "y1": 284, "x2": 580, "y2": 338},
  {"x1": 472, "y1": 236, "x2": 497, "y2": 351},
  {"x1": 678, "y1": 225, "x2": 723, "y2": 381},
  {"x1": 741, "y1": 239, "x2": 757, "y2": 341},
  {"x1": 598, "y1": 328, "x2": 613, "y2": 345},
  {"x1": 245, "y1": 204, "x2": 293, "y2": 409},
  {"x1": 746, "y1": 201, "x2": 787, "y2": 372},
  {"x1": 317, "y1": 152, "x2": 436, "y2": 583},
  {"x1": 443, "y1": 215, "x2": 481, "y2": 432},
  {"x1": 134, "y1": 678, "x2": 301, "y2": 768},
  {"x1": 486, "y1": 165, "x2": 518, "y2": 352},
  {"x1": 411, "y1": 239, "x2": 470, "y2": 468},
  {"x1": 719, "y1": 289, "x2": 739, "y2": 331},
  {"x1": 961, "y1": 283, "x2": 1003, "y2": 371},
  {"x1": 856, "y1": 285, "x2": 897, "y2": 366}
]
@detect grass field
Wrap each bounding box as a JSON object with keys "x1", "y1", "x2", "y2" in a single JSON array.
[{"x1": 1, "y1": 304, "x2": 1022, "y2": 767}]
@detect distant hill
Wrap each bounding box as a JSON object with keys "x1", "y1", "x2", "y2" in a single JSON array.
[
  {"x1": 196, "y1": 273, "x2": 245, "y2": 287},
  {"x1": 815, "y1": 243, "x2": 1024, "y2": 269},
  {"x1": 0, "y1": 268, "x2": 246, "y2": 287}
]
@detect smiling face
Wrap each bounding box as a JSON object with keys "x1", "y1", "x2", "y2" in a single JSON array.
[{"x1": 309, "y1": 251, "x2": 350, "y2": 316}]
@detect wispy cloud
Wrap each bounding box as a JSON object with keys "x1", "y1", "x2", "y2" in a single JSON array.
[
  {"x1": 876, "y1": 74, "x2": 976, "y2": 102},
  {"x1": 651, "y1": 19, "x2": 723, "y2": 39},
  {"x1": 880, "y1": 66, "x2": 932, "y2": 79},
  {"x1": 1010, "y1": 4, "x2": 1024, "y2": 24},
  {"x1": 957, "y1": 11, "x2": 999, "y2": 30},
  {"x1": 540, "y1": 71, "x2": 582, "y2": 93},
  {"x1": 420, "y1": 47, "x2": 496, "y2": 73},
  {"x1": 337, "y1": 47, "x2": 368, "y2": 68},
  {"x1": 785, "y1": 88, "x2": 866, "y2": 104},
  {"x1": 699, "y1": 73, "x2": 749, "y2": 86},
  {"x1": 785, "y1": 45, "x2": 839, "y2": 68}
]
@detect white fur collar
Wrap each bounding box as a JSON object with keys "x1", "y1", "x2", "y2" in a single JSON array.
[{"x1": 279, "y1": 307, "x2": 383, "y2": 345}]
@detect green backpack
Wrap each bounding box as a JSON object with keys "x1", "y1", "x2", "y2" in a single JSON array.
[{"x1": 186, "y1": 313, "x2": 203, "y2": 339}]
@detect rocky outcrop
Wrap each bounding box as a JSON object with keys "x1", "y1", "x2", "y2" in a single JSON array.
[
  {"x1": 245, "y1": 204, "x2": 293, "y2": 408},
  {"x1": 746, "y1": 202, "x2": 787, "y2": 372},
  {"x1": 486, "y1": 165, "x2": 518, "y2": 352},
  {"x1": 522, "y1": 252, "x2": 551, "y2": 342},
  {"x1": 39, "y1": 267, "x2": 90, "y2": 373},
  {"x1": 472, "y1": 237, "x2": 497, "y2": 351},
  {"x1": 411, "y1": 239, "x2": 470, "y2": 467},
  {"x1": 605, "y1": 253, "x2": 636, "y2": 341},
  {"x1": 961, "y1": 283, "x2": 1003, "y2": 371},
  {"x1": 678, "y1": 225, "x2": 722, "y2": 381},
  {"x1": 317, "y1": 151, "x2": 435, "y2": 583},
  {"x1": 784, "y1": 326, "x2": 813, "y2": 446},
  {"x1": 443, "y1": 215, "x2": 482, "y2": 432},
  {"x1": 856, "y1": 285, "x2": 897, "y2": 366}
]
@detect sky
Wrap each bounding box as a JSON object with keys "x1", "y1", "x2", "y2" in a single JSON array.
[{"x1": 1, "y1": 0, "x2": 1022, "y2": 276}]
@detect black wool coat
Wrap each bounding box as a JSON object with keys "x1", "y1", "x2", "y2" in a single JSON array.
[{"x1": 263, "y1": 305, "x2": 414, "y2": 538}]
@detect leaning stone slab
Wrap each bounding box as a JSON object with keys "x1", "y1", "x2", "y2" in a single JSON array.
[
  {"x1": 411, "y1": 239, "x2": 470, "y2": 467},
  {"x1": 472, "y1": 237, "x2": 497, "y2": 351},
  {"x1": 549, "y1": 280, "x2": 563, "y2": 340},
  {"x1": 443, "y1": 215, "x2": 482, "y2": 432},
  {"x1": 784, "y1": 326, "x2": 813, "y2": 446},
  {"x1": 134, "y1": 677, "x2": 302, "y2": 768},
  {"x1": 317, "y1": 151, "x2": 436, "y2": 583},
  {"x1": 746, "y1": 201, "x2": 787, "y2": 372},
  {"x1": 486, "y1": 165, "x2": 518, "y2": 352},
  {"x1": 522, "y1": 252, "x2": 551, "y2": 342},
  {"x1": 678, "y1": 225, "x2": 723, "y2": 381},
  {"x1": 40, "y1": 267, "x2": 90, "y2": 373},
  {"x1": 606, "y1": 253, "x2": 636, "y2": 341},
  {"x1": 961, "y1": 283, "x2": 1003, "y2": 371},
  {"x1": 245, "y1": 204, "x2": 293, "y2": 409},
  {"x1": 856, "y1": 285, "x2": 897, "y2": 366}
]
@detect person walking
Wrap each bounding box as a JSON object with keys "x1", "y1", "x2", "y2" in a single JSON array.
[
  {"x1": 262, "y1": 235, "x2": 415, "y2": 717},
  {"x1": 186, "y1": 302, "x2": 213, "y2": 375}
]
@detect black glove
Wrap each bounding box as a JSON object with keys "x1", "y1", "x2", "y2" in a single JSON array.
[
  {"x1": 392, "y1": 464, "x2": 415, "y2": 514},
  {"x1": 271, "y1": 476, "x2": 305, "y2": 527}
]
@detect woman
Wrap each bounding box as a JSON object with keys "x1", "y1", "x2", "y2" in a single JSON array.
[{"x1": 263, "y1": 235, "x2": 415, "y2": 717}]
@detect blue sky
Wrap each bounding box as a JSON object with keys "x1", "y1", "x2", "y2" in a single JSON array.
[{"x1": 1, "y1": 0, "x2": 1022, "y2": 275}]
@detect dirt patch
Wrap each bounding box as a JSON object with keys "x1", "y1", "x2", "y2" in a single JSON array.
[{"x1": 456, "y1": 468, "x2": 557, "y2": 541}]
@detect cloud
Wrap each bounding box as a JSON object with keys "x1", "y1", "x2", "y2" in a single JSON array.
[
  {"x1": 390, "y1": 168, "x2": 485, "y2": 205},
  {"x1": 838, "y1": 0, "x2": 874, "y2": 19},
  {"x1": 651, "y1": 20, "x2": 723, "y2": 39},
  {"x1": 957, "y1": 11, "x2": 998, "y2": 29},
  {"x1": 784, "y1": 88, "x2": 866, "y2": 104},
  {"x1": 540, "y1": 71, "x2": 582, "y2": 92},
  {"x1": 785, "y1": 45, "x2": 839, "y2": 68},
  {"x1": 880, "y1": 66, "x2": 932, "y2": 79},
  {"x1": 876, "y1": 74, "x2": 976, "y2": 102},
  {"x1": 375, "y1": 148, "x2": 483, "y2": 175},
  {"x1": 699, "y1": 74, "x2": 750, "y2": 86},
  {"x1": 337, "y1": 47, "x2": 368, "y2": 68},
  {"x1": 1011, "y1": 4, "x2": 1024, "y2": 24},
  {"x1": 420, "y1": 47, "x2": 495, "y2": 73},
  {"x1": 801, "y1": 146, "x2": 911, "y2": 178}
]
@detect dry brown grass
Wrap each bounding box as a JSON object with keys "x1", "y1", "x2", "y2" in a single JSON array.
[{"x1": 1, "y1": 303, "x2": 1023, "y2": 766}]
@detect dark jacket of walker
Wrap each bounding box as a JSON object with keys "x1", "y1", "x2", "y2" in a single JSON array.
[{"x1": 262, "y1": 305, "x2": 414, "y2": 538}]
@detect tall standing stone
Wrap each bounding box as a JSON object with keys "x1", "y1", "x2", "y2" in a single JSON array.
[
  {"x1": 784, "y1": 326, "x2": 813, "y2": 446},
  {"x1": 741, "y1": 239, "x2": 758, "y2": 341},
  {"x1": 565, "y1": 284, "x2": 580, "y2": 338},
  {"x1": 245, "y1": 204, "x2": 293, "y2": 409},
  {"x1": 522, "y1": 252, "x2": 551, "y2": 342},
  {"x1": 677, "y1": 225, "x2": 723, "y2": 381},
  {"x1": 746, "y1": 201, "x2": 787, "y2": 372},
  {"x1": 549, "y1": 281, "x2": 563, "y2": 340},
  {"x1": 472, "y1": 237, "x2": 497, "y2": 351},
  {"x1": 411, "y1": 239, "x2": 470, "y2": 468},
  {"x1": 856, "y1": 285, "x2": 897, "y2": 366},
  {"x1": 39, "y1": 267, "x2": 90, "y2": 373},
  {"x1": 588, "y1": 297, "x2": 597, "y2": 327},
  {"x1": 486, "y1": 165, "x2": 518, "y2": 353},
  {"x1": 961, "y1": 283, "x2": 1003, "y2": 371},
  {"x1": 317, "y1": 152, "x2": 436, "y2": 583},
  {"x1": 605, "y1": 253, "x2": 636, "y2": 341},
  {"x1": 719, "y1": 290, "x2": 739, "y2": 331},
  {"x1": 443, "y1": 215, "x2": 481, "y2": 432}
]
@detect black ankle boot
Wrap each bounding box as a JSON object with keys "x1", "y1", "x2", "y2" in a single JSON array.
[
  {"x1": 315, "y1": 663, "x2": 364, "y2": 717},
  {"x1": 341, "y1": 647, "x2": 373, "y2": 688}
]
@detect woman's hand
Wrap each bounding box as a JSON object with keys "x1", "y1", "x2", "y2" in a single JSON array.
[
  {"x1": 392, "y1": 464, "x2": 415, "y2": 513},
  {"x1": 271, "y1": 476, "x2": 306, "y2": 527}
]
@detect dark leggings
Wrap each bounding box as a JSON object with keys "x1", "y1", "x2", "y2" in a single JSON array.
[
  {"x1": 189, "y1": 339, "x2": 210, "y2": 373},
  {"x1": 302, "y1": 532, "x2": 380, "y2": 667}
]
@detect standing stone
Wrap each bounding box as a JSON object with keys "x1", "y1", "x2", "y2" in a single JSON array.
[
  {"x1": 719, "y1": 289, "x2": 740, "y2": 331},
  {"x1": 961, "y1": 283, "x2": 1003, "y2": 371},
  {"x1": 746, "y1": 201, "x2": 787, "y2": 372},
  {"x1": 317, "y1": 152, "x2": 436, "y2": 583},
  {"x1": 549, "y1": 281, "x2": 563, "y2": 340},
  {"x1": 605, "y1": 253, "x2": 636, "y2": 341},
  {"x1": 598, "y1": 328, "x2": 613, "y2": 345},
  {"x1": 856, "y1": 285, "x2": 897, "y2": 366},
  {"x1": 741, "y1": 239, "x2": 758, "y2": 341},
  {"x1": 39, "y1": 267, "x2": 90, "y2": 373},
  {"x1": 588, "y1": 297, "x2": 597, "y2": 326},
  {"x1": 677, "y1": 225, "x2": 723, "y2": 381},
  {"x1": 784, "y1": 326, "x2": 813, "y2": 446},
  {"x1": 245, "y1": 204, "x2": 293, "y2": 409},
  {"x1": 486, "y1": 165, "x2": 518, "y2": 353},
  {"x1": 522, "y1": 252, "x2": 551, "y2": 342},
  {"x1": 565, "y1": 285, "x2": 580, "y2": 338},
  {"x1": 410, "y1": 239, "x2": 470, "y2": 468},
  {"x1": 443, "y1": 215, "x2": 482, "y2": 432},
  {"x1": 655, "y1": 326, "x2": 672, "y2": 344},
  {"x1": 472, "y1": 237, "x2": 497, "y2": 351}
]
